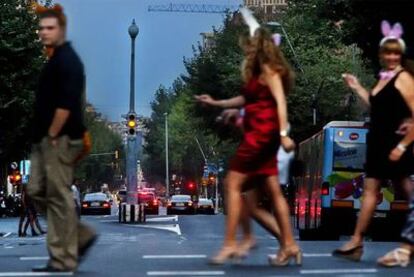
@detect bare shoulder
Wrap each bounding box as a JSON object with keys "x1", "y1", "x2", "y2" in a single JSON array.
[
  {"x1": 396, "y1": 71, "x2": 414, "y2": 99},
  {"x1": 397, "y1": 71, "x2": 414, "y2": 84},
  {"x1": 262, "y1": 64, "x2": 281, "y2": 80}
]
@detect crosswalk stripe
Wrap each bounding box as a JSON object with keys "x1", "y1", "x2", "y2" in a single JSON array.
[
  {"x1": 143, "y1": 255, "x2": 206, "y2": 259},
  {"x1": 20, "y1": 257, "x2": 49, "y2": 261},
  {"x1": 147, "y1": 271, "x2": 225, "y2": 276},
  {"x1": 0, "y1": 273, "x2": 73, "y2": 276},
  {"x1": 300, "y1": 268, "x2": 378, "y2": 274}
]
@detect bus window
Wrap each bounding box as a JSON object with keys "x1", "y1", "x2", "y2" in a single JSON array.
[{"x1": 333, "y1": 141, "x2": 366, "y2": 172}]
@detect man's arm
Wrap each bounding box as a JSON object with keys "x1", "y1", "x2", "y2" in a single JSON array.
[{"x1": 48, "y1": 108, "x2": 70, "y2": 138}]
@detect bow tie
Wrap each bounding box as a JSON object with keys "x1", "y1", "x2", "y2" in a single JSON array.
[{"x1": 379, "y1": 70, "x2": 397, "y2": 80}]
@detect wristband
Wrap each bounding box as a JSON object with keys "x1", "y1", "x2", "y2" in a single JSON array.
[{"x1": 397, "y1": 143, "x2": 407, "y2": 152}]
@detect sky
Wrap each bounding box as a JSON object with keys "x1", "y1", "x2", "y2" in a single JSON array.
[{"x1": 57, "y1": 0, "x2": 242, "y2": 121}]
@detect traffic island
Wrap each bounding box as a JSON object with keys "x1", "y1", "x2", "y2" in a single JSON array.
[{"x1": 119, "y1": 203, "x2": 146, "y2": 223}]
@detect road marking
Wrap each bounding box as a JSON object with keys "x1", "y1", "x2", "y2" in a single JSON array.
[
  {"x1": 0, "y1": 273, "x2": 73, "y2": 276},
  {"x1": 147, "y1": 271, "x2": 225, "y2": 276},
  {"x1": 4, "y1": 246, "x2": 14, "y2": 249},
  {"x1": 146, "y1": 216, "x2": 178, "y2": 222},
  {"x1": 2, "y1": 232, "x2": 12, "y2": 238},
  {"x1": 20, "y1": 257, "x2": 49, "y2": 261},
  {"x1": 130, "y1": 224, "x2": 182, "y2": 236},
  {"x1": 300, "y1": 268, "x2": 378, "y2": 274},
  {"x1": 143, "y1": 254, "x2": 206, "y2": 259},
  {"x1": 267, "y1": 252, "x2": 331, "y2": 257}
]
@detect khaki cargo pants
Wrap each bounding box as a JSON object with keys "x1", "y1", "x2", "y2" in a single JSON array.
[{"x1": 27, "y1": 135, "x2": 95, "y2": 270}]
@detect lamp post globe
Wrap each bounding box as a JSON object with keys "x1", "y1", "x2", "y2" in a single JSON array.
[{"x1": 128, "y1": 19, "x2": 139, "y2": 39}]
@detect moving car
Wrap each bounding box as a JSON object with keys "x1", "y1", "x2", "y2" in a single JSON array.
[
  {"x1": 138, "y1": 191, "x2": 159, "y2": 215},
  {"x1": 197, "y1": 198, "x2": 215, "y2": 214},
  {"x1": 81, "y1": 193, "x2": 111, "y2": 215},
  {"x1": 167, "y1": 195, "x2": 195, "y2": 215}
]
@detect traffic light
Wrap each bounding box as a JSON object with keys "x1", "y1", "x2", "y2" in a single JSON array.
[
  {"x1": 9, "y1": 170, "x2": 22, "y2": 186},
  {"x1": 188, "y1": 182, "x2": 195, "y2": 190},
  {"x1": 126, "y1": 113, "x2": 137, "y2": 136}
]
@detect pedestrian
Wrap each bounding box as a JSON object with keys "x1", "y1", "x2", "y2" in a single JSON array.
[
  {"x1": 71, "y1": 179, "x2": 81, "y2": 218},
  {"x1": 333, "y1": 20, "x2": 414, "y2": 263},
  {"x1": 27, "y1": 3, "x2": 97, "y2": 273},
  {"x1": 195, "y1": 7, "x2": 301, "y2": 266}
]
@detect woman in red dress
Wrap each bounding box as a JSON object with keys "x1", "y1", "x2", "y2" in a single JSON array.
[{"x1": 196, "y1": 20, "x2": 300, "y2": 266}]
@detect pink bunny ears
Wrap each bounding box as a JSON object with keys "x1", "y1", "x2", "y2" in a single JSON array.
[
  {"x1": 380, "y1": 20, "x2": 406, "y2": 52},
  {"x1": 240, "y1": 7, "x2": 282, "y2": 46}
]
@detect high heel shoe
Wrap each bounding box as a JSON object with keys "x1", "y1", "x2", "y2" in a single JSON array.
[
  {"x1": 237, "y1": 240, "x2": 257, "y2": 258},
  {"x1": 332, "y1": 245, "x2": 363, "y2": 262},
  {"x1": 209, "y1": 246, "x2": 242, "y2": 265},
  {"x1": 269, "y1": 247, "x2": 302, "y2": 267}
]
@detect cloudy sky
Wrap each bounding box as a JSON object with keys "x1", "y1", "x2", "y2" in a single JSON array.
[{"x1": 57, "y1": 0, "x2": 242, "y2": 121}]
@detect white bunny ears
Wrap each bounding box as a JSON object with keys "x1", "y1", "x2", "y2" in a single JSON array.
[
  {"x1": 380, "y1": 20, "x2": 406, "y2": 52},
  {"x1": 240, "y1": 7, "x2": 282, "y2": 46}
]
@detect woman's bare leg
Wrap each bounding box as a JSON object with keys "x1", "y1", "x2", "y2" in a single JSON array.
[{"x1": 339, "y1": 178, "x2": 380, "y2": 250}]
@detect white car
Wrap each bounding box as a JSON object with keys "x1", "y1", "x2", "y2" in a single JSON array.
[
  {"x1": 197, "y1": 198, "x2": 215, "y2": 214},
  {"x1": 167, "y1": 195, "x2": 195, "y2": 214}
]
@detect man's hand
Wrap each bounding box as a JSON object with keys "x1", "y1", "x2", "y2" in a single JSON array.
[{"x1": 389, "y1": 147, "x2": 404, "y2": 162}]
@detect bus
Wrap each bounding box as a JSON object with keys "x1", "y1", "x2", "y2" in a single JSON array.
[{"x1": 294, "y1": 121, "x2": 409, "y2": 240}]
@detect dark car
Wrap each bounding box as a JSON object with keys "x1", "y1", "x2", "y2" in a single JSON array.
[
  {"x1": 81, "y1": 193, "x2": 111, "y2": 215},
  {"x1": 138, "y1": 192, "x2": 159, "y2": 215},
  {"x1": 167, "y1": 195, "x2": 195, "y2": 215},
  {"x1": 197, "y1": 198, "x2": 215, "y2": 215}
]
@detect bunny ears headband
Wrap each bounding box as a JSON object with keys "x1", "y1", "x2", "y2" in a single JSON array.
[
  {"x1": 240, "y1": 7, "x2": 282, "y2": 46},
  {"x1": 380, "y1": 20, "x2": 406, "y2": 52}
]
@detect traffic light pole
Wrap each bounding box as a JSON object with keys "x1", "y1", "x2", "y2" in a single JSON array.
[{"x1": 125, "y1": 19, "x2": 139, "y2": 205}]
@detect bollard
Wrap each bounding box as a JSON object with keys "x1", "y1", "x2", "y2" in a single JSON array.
[{"x1": 119, "y1": 203, "x2": 146, "y2": 223}]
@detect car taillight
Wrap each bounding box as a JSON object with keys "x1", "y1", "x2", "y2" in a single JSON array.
[
  {"x1": 82, "y1": 203, "x2": 88, "y2": 208},
  {"x1": 188, "y1": 201, "x2": 193, "y2": 206},
  {"x1": 153, "y1": 200, "x2": 158, "y2": 205},
  {"x1": 167, "y1": 202, "x2": 172, "y2": 207},
  {"x1": 321, "y1": 182, "x2": 329, "y2": 195},
  {"x1": 102, "y1": 202, "x2": 110, "y2": 208}
]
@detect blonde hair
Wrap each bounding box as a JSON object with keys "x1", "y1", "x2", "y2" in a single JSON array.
[{"x1": 240, "y1": 27, "x2": 294, "y2": 94}]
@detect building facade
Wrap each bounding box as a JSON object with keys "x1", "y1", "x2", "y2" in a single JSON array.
[{"x1": 244, "y1": 0, "x2": 288, "y2": 14}]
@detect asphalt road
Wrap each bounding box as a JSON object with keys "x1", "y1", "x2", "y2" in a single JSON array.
[{"x1": 1, "y1": 209, "x2": 414, "y2": 276}]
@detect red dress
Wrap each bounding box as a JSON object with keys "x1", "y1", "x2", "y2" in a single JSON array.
[{"x1": 229, "y1": 77, "x2": 280, "y2": 176}]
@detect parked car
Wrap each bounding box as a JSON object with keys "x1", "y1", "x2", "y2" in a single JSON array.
[
  {"x1": 81, "y1": 193, "x2": 111, "y2": 215},
  {"x1": 197, "y1": 198, "x2": 215, "y2": 215},
  {"x1": 138, "y1": 191, "x2": 159, "y2": 215},
  {"x1": 167, "y1": 195, "x2": 195, "y2": 215}
]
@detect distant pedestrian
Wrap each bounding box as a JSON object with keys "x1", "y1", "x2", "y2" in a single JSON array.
[
  {"x1": 71, "y1": 179, "x2": 81, "y2": 218},
  {"x1": 27, "y1": 3, "x2": 96, "y2": 273}
]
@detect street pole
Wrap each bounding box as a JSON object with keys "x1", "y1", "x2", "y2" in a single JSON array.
[
  {"x1": 165, "y1": 113, "x2": 169, "y2": 198},
  {"x1": 215, "y1": 174, "x2": 218, "y2": 214},
  {"x1": 126, "y1": 19, "x2": 139, "y2": 205}
]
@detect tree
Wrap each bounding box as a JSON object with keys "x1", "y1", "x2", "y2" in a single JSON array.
[{"x1": 0, "y1": 0, "x2": 45, "y2": 191}]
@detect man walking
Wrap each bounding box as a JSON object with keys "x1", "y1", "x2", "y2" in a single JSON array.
[{"x1": 27, "y1": 4, "x2": 96, "y2": 272}]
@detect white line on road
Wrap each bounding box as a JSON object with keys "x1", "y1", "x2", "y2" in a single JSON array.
[
  {"x1": 0, "y1": 273, "x2": 73, "y2": 276},
  {"x1": 267, "y1": 252, "x2": 332, "y2": 257},
  {"x1": 20, "y1": 257, "x2": 49, "y2": 261},
  {"x1": 143, "y1": 255, "x2": 206, "y2": 259},
  {"x1": 4, "y1": 246, "x2": 14, "y2": 249},
  {"x1": 147, "y1": 271, "x2": 225, "y2": 276},
  {"x1": 130, "y1": 224, "x2": 182, "y2": 236},
  {"x1": 2, "y1": 232, "x2": 12, "y2": 238},
  {"x1": 300, "y1": 268, "x2": 378, "y2": 275},
  {"x1": 146, "y1": 216, "x2": 178, "y2": 222}
]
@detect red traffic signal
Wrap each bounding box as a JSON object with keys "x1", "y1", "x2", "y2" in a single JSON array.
[
  {"x1": 187, "y1": 182, "x2": 195, "y2": 190},
  {"x1": 9, "y1": 170, "x2": 22, "y2": 185}
]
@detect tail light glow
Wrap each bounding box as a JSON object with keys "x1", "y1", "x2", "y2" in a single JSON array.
[
  {"x1": 82, "y1": 203, "x2": 88, "y2": 208},
  {"x1": 102, "y1": 202, "x2": 110, "y2": 208}
]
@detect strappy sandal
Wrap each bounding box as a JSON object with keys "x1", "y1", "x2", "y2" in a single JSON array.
[{"x1": 377, "y1": 247, "x2": 411, "y2": 267}]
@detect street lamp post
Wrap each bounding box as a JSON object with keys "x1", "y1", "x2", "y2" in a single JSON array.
[
  {"x1": 126, "y1": 19, "x2": 139, "y2": 205},
  {"x1": 164, "y1": 113, "x2": 170, "y2": 198}
]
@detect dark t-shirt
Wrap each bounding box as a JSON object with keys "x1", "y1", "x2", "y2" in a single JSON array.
[{"x1": 33, "y1": 42, "x2": 86, "y2": 143}]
